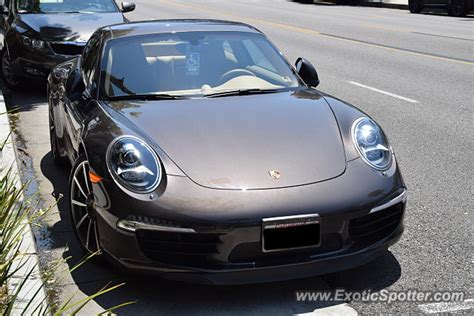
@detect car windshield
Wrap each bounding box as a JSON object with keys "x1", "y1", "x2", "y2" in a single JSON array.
[
  {"x1": 16, "y1": 0, "x2": 118, "y2": 14},
  {"x1": 101, "y1": 31, "x2": 303, "y2": 98}
]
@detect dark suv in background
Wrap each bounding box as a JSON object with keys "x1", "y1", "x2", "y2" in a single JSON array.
[
  {"x1": 0, "y1": 0, "x2": 135, "y2": 88},
  {"x1": 409, "y1": 0, "x2": 473, "y2": 16}
]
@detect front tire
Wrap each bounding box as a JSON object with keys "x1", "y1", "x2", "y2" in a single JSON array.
[
  {"x1": 1, "y1": 48, "x2": 22, "y2": 89},
  {"x1": 69, "y1": 155, "x2": 102, "y2": 256},
  {"x1": 408, "y1": 0, "x2": 423, "y2": 13},
  {"x1": 448, "y1": 0, "x2": 468, "y2": 17}
]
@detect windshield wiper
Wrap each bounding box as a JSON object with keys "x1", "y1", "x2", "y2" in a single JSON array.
[
  {"x1": 107, "y1": 93, "x2": 185, "y2": 101},
  {"x1": 204, "y1": 88, "x2": 282, "y2": 98}
]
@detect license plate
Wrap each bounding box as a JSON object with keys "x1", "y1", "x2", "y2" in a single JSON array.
[{"x1": 262, "y1": 214, "x2": 320, "y2": 252}]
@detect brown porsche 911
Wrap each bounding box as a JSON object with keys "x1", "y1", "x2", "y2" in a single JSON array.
[{"x1": 47, "y1": 20, "x2": 407, "y2": 284}]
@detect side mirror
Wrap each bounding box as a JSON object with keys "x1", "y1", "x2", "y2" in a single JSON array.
[
  {"x1": 121, "y1": 2, "x2": 136, "y2": 13},
  {"x1": 295, "y1": 57, "x2": 319, "y2": 88},
  {"x1": 51, "y1": 67, "x2": 69, "y2": 82}
]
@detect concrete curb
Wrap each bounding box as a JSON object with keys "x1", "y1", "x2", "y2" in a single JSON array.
[{"x1": 0, "y1": 92, "x2": 49, "y2": 314}]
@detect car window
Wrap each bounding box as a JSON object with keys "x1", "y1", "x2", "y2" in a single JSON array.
[
  {"x1": 101, "y1": 31, "x2": 301, "y2": 98},
  {"x1": 82, "y1": 35, "x2": 101, "y2": 88},
  {"x1": 222, "y1": 41, "x2": 238, "y2": 64},
  {"x1": 242, "y1": 39, "x2": 278, "y2": 73},
  {"x1": 15, "y1": 0, "x2": 118, "y2": 14}
]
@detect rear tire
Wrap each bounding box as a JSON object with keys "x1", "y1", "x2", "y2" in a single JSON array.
[
  {"x1": 408, "y1": 0, "x2": 423, "y2": 13},
  {"x1": 447, "y1": 0, "x2": 468, "y2": 17}
]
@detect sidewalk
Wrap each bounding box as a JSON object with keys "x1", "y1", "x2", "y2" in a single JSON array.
[{"x1": 0, "y1": 91, "x2": 48, "y2": 314}]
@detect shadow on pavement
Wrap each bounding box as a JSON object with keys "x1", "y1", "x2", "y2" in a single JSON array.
[
  {"x1": 66, "y1": 251, "x2": 401, "y2": 315},
  {"x1": 419, "y1": 9, "x2": 474, "y2": 18},
  {"x1": 2, "y1": 82, "x2": 46, "y2": 113},
  {"x1": 7, "y1": 84, "x2": 402, "y2": 314}
]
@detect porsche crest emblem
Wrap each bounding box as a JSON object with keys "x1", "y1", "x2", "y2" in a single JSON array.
[{"x1": 269, "y1": 170, "x2": 281, "y2": 180}]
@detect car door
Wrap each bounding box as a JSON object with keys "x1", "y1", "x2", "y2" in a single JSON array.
[{"x1": 63, "y1": 33, "x2": 101, "y2": 159}]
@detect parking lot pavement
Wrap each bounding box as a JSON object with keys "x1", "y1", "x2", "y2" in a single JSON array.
[{"x1": 3, "y1": 0, "x2": 472, "y2": 314}]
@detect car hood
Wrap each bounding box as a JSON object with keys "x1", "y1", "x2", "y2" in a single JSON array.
[
  {"x1": 19, "y1": 13, "x2": 125, "y2": 42},
  {"x1": 109, "y1": 90, "x2": 347, "y2": 190}
]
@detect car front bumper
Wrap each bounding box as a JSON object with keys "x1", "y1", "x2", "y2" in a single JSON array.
[
  {"x1": 98, "y1": 207, "x2": 404, "y2": 285},
  {"x1": 91, "y1": 156, "x2": 407, "y2": 284},
  {"x1": 9, "y1": 47, "x2": 79, "y2": 80}
]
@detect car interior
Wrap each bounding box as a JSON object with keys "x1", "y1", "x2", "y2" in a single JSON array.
[{"x1": 103, "y1": 35, "x2": 297, "y2": 97}]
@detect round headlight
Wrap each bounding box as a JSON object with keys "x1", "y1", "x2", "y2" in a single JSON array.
[
  {"x1": 107, "y1": 136, "x2": 161, "y2": 193},
  {"x1": 352, "y1": 117, "x2": 392, "y2": 170}
]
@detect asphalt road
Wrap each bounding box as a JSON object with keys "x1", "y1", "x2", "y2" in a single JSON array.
[{"x1": 3, "y1": 0, "x2": 473, "y2": 314}]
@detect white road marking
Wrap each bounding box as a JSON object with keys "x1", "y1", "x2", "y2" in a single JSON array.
[
  {"x1": 347, "y1": 81, "x2": 418, "y2": 103},
  {"x1": 418, "y1": 299, "x2": 474, "y2": 314},
  {"x1": 295, "y1": 303, "x2": 358, "y2": 316}
]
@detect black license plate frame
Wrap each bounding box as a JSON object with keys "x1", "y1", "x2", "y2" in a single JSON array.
[{"x1": 262, "y1": 214, "x2": 321, "y2": 253}]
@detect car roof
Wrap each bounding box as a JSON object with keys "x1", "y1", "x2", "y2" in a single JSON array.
[{"x1": 102, "y1": 19, "x2": 263, "y2": 40}]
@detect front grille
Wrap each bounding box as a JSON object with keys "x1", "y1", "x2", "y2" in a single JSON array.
[
  {"x1": 349, "y1": 202, "x2": 404, "y2": 246},
  {"x1": 136, "y1": 229, "x2": 223, "y2": 268},
  {"x1": 50, "y1": 43, "x2": 85, "y2": 56},
  {"x1": 134, "y1": 203, "x2": 403, "y2": 270},
  {"x1": 229, "y1": 233, "x2": 343, "y2": 265}
]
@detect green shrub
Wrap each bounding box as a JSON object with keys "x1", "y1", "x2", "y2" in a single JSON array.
[{"x1": 1, "y1": 132, "x2": 132, "y2": 314}]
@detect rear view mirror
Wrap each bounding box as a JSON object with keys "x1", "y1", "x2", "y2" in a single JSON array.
[
  {"x1": 121, "y1": 2, "x2": 136, "y2": 13},
  {"x1": 295, "y1": 57, "x2": 320, "y2": 88}
]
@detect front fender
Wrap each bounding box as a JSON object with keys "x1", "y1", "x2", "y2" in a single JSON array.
[
  {"x1": 82, "y1": 102, "x2": 186, "y2": 200},
  {"x1": 322, "y1": 95, "x2": 375, "y2": 162}
]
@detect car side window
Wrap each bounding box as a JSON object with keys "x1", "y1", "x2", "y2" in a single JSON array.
[{"x1": 82, "y1": 34, "x2": 101, "y2": 89}]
